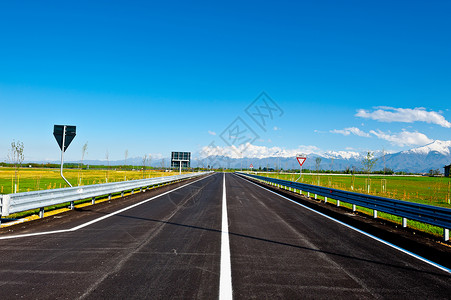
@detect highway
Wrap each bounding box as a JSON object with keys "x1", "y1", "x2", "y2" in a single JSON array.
[{"x1": 0, "y1": 172, "x2": 450, "y2": 299}]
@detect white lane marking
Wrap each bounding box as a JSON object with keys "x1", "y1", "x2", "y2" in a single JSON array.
[
  {"x1": 0, "y1": 174, "x2": 214, "y2": 240},
  {"x1": 236, "y1": 174, "x2": 451, "y2": 275},
  {"x1": 219, "y1": 173, "x2": 233, "y2": 299}
]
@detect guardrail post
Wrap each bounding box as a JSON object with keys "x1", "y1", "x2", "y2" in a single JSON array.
[
  {"x1": 352, "y1": 204, "x2": 356, "y2": 212},
  {"x1": 108, "y1": 194, "x2": 112, "y2": 200},
  {"x1": 70, "y1": 201, "x2": 74, "y2": 210},
  {"x1": 402, "y1": 218, "x2": 407, "y2": 228},
  {"x1": 444, "y1": 229, "x2": 449, "y2": 242},
  {"x1": 92, "y1": 197, "x2": 96, "y2": 204},
  {"x1": 39, "y1": 208, "x2": 44, "y2": 218},
  {"x1": 121, "y1": 191, "x2": 124, "y2": 197},
  {"x1": 373, "y1": 210, "x2": 378, "y2": 218}
]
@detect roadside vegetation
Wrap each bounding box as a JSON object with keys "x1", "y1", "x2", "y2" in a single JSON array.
[
  {"x1": 257, "y1": 172, "x2": 451, "y2": 208},
  {"x1": 255, "y1": 171, "x2": 450, "y2": 237}
]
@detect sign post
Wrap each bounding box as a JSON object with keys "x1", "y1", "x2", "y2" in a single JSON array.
[
  {"x1": 53, "y1": 125, "x2": 76, "y2": 188},
  {"x1": 250, "y1": 164, "x2": 254, "y2": 172},
  {"x1": 295, "y1": 154, "x2": 307, "y2": 182}
]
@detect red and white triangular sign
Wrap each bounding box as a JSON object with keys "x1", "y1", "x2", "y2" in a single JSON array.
[
  {"x1": 250, "y1": 164, "x2": 254, "y2": 168},
  {"x1": 296, "y1": 156, "x2": 306, "y2": 167}
]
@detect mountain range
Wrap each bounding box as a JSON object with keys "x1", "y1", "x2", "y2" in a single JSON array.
[
  {"x1": 197, "y1": 140, "x2": 451, "y2": 173},
  {"x1": 30, "y1": 140, "x2": 451, "y2": 174}
]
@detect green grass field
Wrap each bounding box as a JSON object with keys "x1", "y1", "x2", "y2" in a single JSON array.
[
  {"x1": 0, "y1": 167, "x2": 187, "y2": 194},
  {"x1": 258, "y1": 172, "x2": 451, "y2": 208}
]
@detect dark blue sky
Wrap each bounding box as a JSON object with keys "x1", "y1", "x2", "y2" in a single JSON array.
[{"x1": 1, "y1": 1, "x2": 450, "y2": 161}]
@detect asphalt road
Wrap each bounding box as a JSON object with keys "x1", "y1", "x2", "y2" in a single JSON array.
[{"x1": 0, "y1": 172, "x2": 450, "y2": 299}]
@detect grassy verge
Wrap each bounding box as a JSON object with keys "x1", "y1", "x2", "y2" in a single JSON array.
[
  {"x1": 258, "y1": 172, "x2": 451, "y2": 208},
  {"x1": 314, "y1": 195, "x2": 444, "y2": 237},
  {"x1": 0, "y1": 167, "x2": 188, "y2": 194},
  {"x1": 258, "y1": 173, "x2": 448, "y2": 238}
]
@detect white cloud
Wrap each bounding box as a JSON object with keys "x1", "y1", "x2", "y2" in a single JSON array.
[
  {"x1": 330, "y1": 125, "x2": 434, "y2": 148},
  {"x1": 273, "y1": 126, "x2": 281, "y2": 131},
  {"x1": 150, "y1": 153, "x2": 164, "y2": 160},
  {"x1": 356, "y1": 107, "x2": 451, "y2": 128},
  {"x1": 208, "y1": 130, "x2": 216, "y2": 136},
  {"x1": 369, "y1": 129, "x2": 433, "y2": 147},
  {"x1": 199, "y1": 143, "x2": 321, "y2": 159},
  {"x1": 330, "y1": 127, "x2": 370, "y2": 137}
]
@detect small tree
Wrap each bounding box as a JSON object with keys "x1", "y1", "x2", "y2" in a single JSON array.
[
  {"x1": 142, "y1": 154, "x2": 151, "y2": 178},
  {"x1": 362, "y1": 152, "x2": 378, "y2": 193},
  {"x1": 105, "y1": 150, "x2": 109, "y2": 182},
  {"x1": 315, "y1": 157, "x2": 322, "y2": 185},
  {"x1": 124, "y1": 149, "x2": 129, "y2": 180},
  {"x1": 315, "y1": 157, "x2": 322, "y2": 172},
  {"x1": 7, "y1": 140, "x2": 25, "y2": 193},
  {"x1": 78, "y1": 142, "x2": 88, "y2": 186},
  {"x1": 362, "y1": 151, "x2": 378, "y2": 174},
  {"x1": 81, "y1": 142, "x2": 88, "y2": 164}
]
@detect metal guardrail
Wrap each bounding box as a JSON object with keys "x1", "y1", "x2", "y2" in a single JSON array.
[
  {"x1": 0, "y1": 172, "x2": 211, "y2": 219},
  {"x1": 237, "y1": 172, "x2": 451, "y2": 241}
]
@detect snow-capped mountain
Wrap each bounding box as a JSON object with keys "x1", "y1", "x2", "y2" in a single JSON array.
[
  {"x1": 198, "y1": 140, "x2": 451, "y2": 173},
  {"x1": 401, "y1": 140, "x2": 451, "y2": 156},
  {"x1": 323, "y1": 150, "x2": 363, "y2": 160},
  {"x1": 383, "y1": 140, "x2": 451, "y2": 173}
]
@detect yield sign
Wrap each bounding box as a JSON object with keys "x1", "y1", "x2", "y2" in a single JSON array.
[{"x1": 296, "y1": 156, "x2": 307, "y2": 167}]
